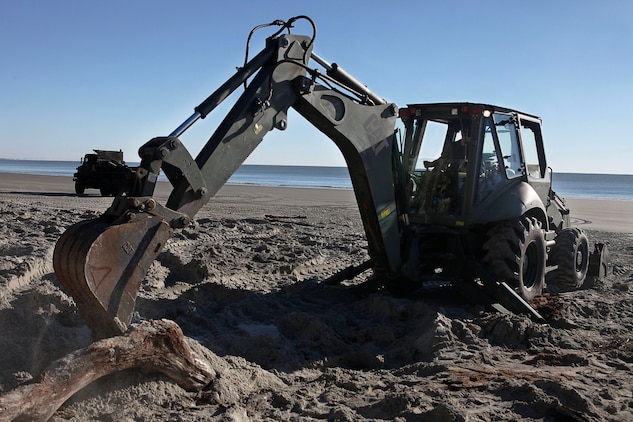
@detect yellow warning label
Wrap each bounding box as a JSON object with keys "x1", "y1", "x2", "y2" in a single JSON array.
[{"x1": 380, "y1": 207, "x2": 391, "y2": 220}]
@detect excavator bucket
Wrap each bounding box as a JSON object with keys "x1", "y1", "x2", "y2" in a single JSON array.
[{"x1": 54, "y1": 216, "x2": 172, "y2": 339}]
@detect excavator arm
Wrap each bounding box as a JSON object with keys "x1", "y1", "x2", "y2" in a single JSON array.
[{"x1": 53, "y1": 17, "x2": 403, "y2": 339}]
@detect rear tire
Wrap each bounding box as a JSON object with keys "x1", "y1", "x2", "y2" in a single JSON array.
[
  {"x1": 482, "y1": 217, "x2": 546, "y2": 302},
  {"x1": 99, "y1": 187, "x2": 111, "y2": 197},
  {"x1": 549, "y1": 228, "x2": 589, "y2": 291}
]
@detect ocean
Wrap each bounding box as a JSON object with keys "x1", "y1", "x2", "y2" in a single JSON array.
[{"x1": 0, "y1": 158, "x2": 631, "y2": 201}]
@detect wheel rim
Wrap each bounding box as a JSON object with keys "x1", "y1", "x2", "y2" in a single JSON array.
[
  {"x1": 575, "y1": 243, "x2": 589, "y2": 275},
  {"x1": 522, "y1": 240, "x2": 541, "y2": 290}
]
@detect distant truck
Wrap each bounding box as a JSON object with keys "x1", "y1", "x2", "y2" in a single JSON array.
[{"x1": 73, "y1": 150, "x2": 136, "y2": 196}]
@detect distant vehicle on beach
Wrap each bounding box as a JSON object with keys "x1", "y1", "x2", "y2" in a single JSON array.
[{"x1": 73, "y1": 150, "x2": 136, "y2": 196}]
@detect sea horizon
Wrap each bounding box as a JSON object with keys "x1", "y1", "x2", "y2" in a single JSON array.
[
  {"x1": 1, "y1": 158, "x2": 632, "y2": 201},
  {"x1": 0, "y1": 156, "x2": 631, "y2": 176}
]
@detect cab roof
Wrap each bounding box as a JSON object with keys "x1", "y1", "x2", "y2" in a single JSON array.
[{"x1": 402, "y1": 102, "x2": 541, "y2": 121}]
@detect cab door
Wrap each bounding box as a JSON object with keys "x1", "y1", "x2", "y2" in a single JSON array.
[
  {"x1": 517, "y1": 116, "x2": 550, "y2": 205},
  {"x1": 476, "y1": 112, "x2": 523, "y2": 204}
]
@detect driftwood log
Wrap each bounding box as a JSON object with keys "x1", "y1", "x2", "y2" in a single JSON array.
[{"x1": 0, "y1": 319, "x2": 215, "y2": 421}]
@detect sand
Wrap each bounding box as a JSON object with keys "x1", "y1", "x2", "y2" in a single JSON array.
[{"x1": 0, "y1": 172, "x2": 632, "y2": 421}]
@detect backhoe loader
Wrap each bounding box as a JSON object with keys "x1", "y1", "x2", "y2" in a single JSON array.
[{"x1": 53, "y1": 16, "x2": 604, "y2": 339}]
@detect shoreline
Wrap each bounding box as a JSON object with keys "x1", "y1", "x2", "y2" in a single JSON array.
[{"x1": 1, "y1": 172, "x2": 631, "y2": 233}]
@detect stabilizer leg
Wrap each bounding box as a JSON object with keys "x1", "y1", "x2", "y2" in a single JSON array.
[{"x1": 467, "y1": 259, "x2": 546, "y2": 323}]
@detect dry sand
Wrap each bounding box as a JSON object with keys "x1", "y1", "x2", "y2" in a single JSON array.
[{"x1": 0, "y1": 172, "x2": 632, "y2": 421}]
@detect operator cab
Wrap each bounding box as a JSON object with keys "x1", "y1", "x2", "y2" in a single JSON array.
[{"x1": 398, "y1": 103, "x2": 549, "y2": 227}]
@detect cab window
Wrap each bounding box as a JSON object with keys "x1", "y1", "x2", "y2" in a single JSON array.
[
  {"x1": 414, "y1": 120, "x2": 451, "y2": 170},
  {"x1": 519, "y1": 119, "x2": 545, "y2": 178},
  {"x1": 477, "y1": 119, "x2": 504, "y2": 202}
]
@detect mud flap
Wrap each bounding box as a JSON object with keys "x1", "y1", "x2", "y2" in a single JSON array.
[
  {"x1": 586, "y1": 242, "x2": 610, "y2": 287},
  {"x1": 53, "y1": 216, "x2": 172, "y2": 339}
]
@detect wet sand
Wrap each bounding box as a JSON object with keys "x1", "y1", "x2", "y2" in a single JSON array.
[{"x1": 0, "y1": 172, "x2": 629, "y2": 232}]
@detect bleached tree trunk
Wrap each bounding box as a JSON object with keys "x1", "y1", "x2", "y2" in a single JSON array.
[{"x1": 0, "y1": 319, "x2": 215, "y2": 421}]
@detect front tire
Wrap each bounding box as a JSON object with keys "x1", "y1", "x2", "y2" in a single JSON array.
[
  {"x1": 549, "y1": 228, "x2": 589, "y2": 291},
  {"x1": 75, "y1": 182, "x2": 85, "y2": 195},
  {"x1": 482, "y1": 217, "x2": 546, "y2": 302}
]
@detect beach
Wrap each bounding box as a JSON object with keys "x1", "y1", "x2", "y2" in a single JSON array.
[
  {"x1": 1, "y1": 172, "x2": 632, "y2": 420},
  {"x1": 1, "y1": 172, "x2": 630, "y2": 232}
]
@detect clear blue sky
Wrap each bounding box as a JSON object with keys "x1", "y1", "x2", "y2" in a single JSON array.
[{"x1": 2, "y1": 1, "x2": 631, "y2": 174}]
